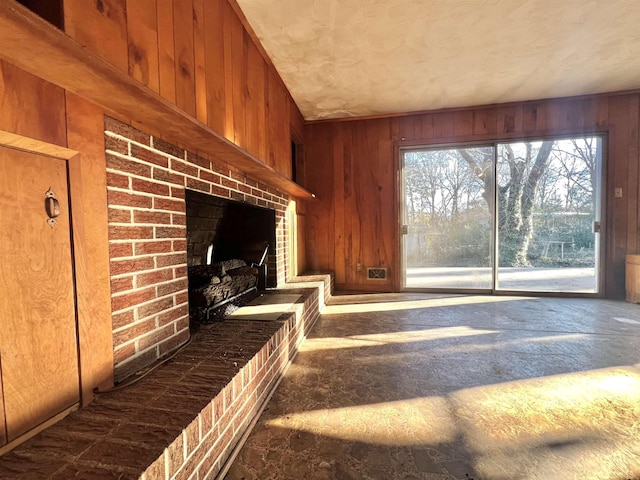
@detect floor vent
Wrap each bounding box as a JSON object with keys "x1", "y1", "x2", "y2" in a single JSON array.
[{"x1": 367, "y1": 267, "x2": 387, "y2": 280}]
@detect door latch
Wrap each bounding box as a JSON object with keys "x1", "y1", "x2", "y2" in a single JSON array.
[
  {"x1": 593, "y1": 221, "x2": 601, "y2": 233},
  {"x1": 401, "y1": 225, "x2": 408, "y2": 235},
  {"x1": 45, "y1": 187, "x2": 60, "y2": 228}
]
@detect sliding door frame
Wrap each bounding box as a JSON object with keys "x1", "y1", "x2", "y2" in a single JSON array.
[{"x1": 397, "y1": 131, "x2": 608, "y2": 298}]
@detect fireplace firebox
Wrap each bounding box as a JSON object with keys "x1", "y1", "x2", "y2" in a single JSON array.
[{"x1": 185, "y1": 190, "x2": 277, "y2": 320}]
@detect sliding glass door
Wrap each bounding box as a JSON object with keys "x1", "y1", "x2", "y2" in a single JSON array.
[{"x1": 401, "y1": 136, "x2": 602, "y2": 294}]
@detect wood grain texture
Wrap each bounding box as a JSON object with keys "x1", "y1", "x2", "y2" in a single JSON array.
[
  {"x1": 64, "y1": 0, "x2": 128, "y2": 72},
  {"x1": 126, "y1": 0, "x2": 159, "y2": 92},
  {"x1": 245, "y1": 35, "x2": 266, "y2": 161},
  {"x1": 0, "y1": 146, "x2": 80, "y2": 440},
  {"x1": 173, "y1": 0, "x2": 195, "y2": 117},
  {"x1": 193, "y1": 0, "x2": 207, "y2": 124},
  {"x1": 0, "y1": 60, "x2": 66, "y2": 146},
  {"x1": 0, "y1": 3, "x2": 312, "y2": 198},
  {"x1": 65, "y1": 93, "x2": 115, "y2": 403},
  {"x1": 156, "y1": 0, "x2": 176, "y2": 103},
  {"x1": 0, "y1": 353, "x2": 5, "y2": 445},
  {"x1": 203, "y1": 0, "x2": 226, "y2": 136},
  {"x1": 305, "y1": 94, "x2": 640, "y2": 297}
]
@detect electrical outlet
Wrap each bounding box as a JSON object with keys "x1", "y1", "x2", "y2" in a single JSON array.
[
  {"x1": 356, "y1": 263, "x2": 362, "y2": 272},
  {"x1": 615, "y1": 188, "x2": 623, "y2": 198}
]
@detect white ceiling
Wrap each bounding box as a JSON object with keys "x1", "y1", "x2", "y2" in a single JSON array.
[{"x1": 235, "y1": 0, "x2": 640, "y2": 121}]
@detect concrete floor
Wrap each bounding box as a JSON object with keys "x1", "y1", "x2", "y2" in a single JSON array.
[{"x1": 225, "y1": 293, "x2": 640, "y2": 480}]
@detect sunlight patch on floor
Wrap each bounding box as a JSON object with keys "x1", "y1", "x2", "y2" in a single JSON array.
[
  {"x1": 323, "y1": 294, "x2": 532, "y2": 315},
  {"x1": 298, "y1": 326, "x2": 498, "y2": 352}
]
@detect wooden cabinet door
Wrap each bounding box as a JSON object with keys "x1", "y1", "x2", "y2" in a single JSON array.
[{"x1": 0, "y1": 146, "x2": 80, "y2": 442}]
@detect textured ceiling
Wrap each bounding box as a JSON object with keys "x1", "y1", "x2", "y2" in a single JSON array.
[{"x1": 235, "y1": 0, "x2": 640, "y2": 121}]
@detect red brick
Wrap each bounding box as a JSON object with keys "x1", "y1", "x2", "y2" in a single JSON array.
[
  {"x1": 186, "y1": 178, "x2": 209, "y2": 192},
  {"x1": 108, "y1": 208, "x2": 131, "y2": 223},
  {"x1": 109, "y1": 225, "x2": 154, "y2": 241},
  {"x1": 137, "y1": 268, "x2": 173, "y2": 287},
  {"x1": 156, "y1": 253, "x2": 187, "y2": 267},
  {"x1": 156, "y1": 278, "x2": 188, "y2": 297},
  {"x1": 154, "y1": 197, "x2": 185, "y2": 212},
  {"x1": 110, "y1": 257, "x2": 155, "y2": 275},
  {"x1": 111, "y1": 276, "x2": 133, "y2": 294},
  {"x1": 244, "y1": 195, "x2": 258, "y2": 205},
  {"x1": 257, "y1": 199, "x2": 267, "y2": 208},
  {"x1": 228, "y1": 170, "x2": 246, "y2": 183},
  {"x1": 113, "y1": 318, "x2": 156, "y2": 347},
  {"x1": 187, "y1": 152, "x2": 210, "y2": 169},
  {"x1": 153, "y1": 168, "x2": 184, "y2": 185},
  {"x1": 133, "y1": 210, "x2": 171, "y2": 225},
  {"x1": 131, "y1": 144, "x2": 169, "y2": 167},
  {"x1": 158, "y1": 329, "x2": 190, "y2": 357},
  {"x1": 132, "y1": 178, "x2": 171, "y2": 196},
  {"x1": 112, "y1": 310, "x2": 135, "y2": 329},
  {"x1": 175, "y1": 316, "x2": 189, "y2": 331},
  {"x1": 135, "y1": 240, "x2": 172, "y2": 255},
  {"x1": 107, "y1": 171, "x2": 130, "y2": 189},
  {"x1": 199, "y1": 170, "x2": 220, "y2": 184},
  {"x1": 111, "y1": 288, "x2": 156, "y2": 313},
  {"x1": 172, "y1": 240, "x2": 187, "y2": 252},
  {"x1": 156, "y1": 226, "x2": 186, "y2": 239},
  {"x1": 108, "y1": 190, "x2": 153, "y2": 209},
  {"x1": 113, "y1": 343, "x2": 136, "y2": 364},
  {"x1": 105, "y1": 117, "x2": 150, "y2": 145},
  {"x1": 152, "y1": 137, "x2": 184, "y2": 159},
  {"x1": 210, "y1": 185, "x2": 230, "y2": 198},
  {"x1": 107, "y1": 153, "x2": 151, "y2": 177},
  {"x1": 199, "y1": 405, "x2": 213, "y2": 439},
  {"x1": 238, "y1": 184, "x2": 252, "y2": 194},
  {"x1": 166, "y1": 436, "x2": 185, "y2": 478},
  {"x1": 171, "y1": 213, "x2": 186, "y2": 226},
  {"x1": 157, "y1": 304, "x2": 188, "y2": 325},
  {"x1": 175, "y1": 292, "x2": 188, "y2": 305},
  {"x1": 170, "y1": 159, "x2": 198, "y2": 177},
  {"x1": 230, "y1": 191, "x2": 245, "y2": 202},
  {"x1": 170, "y1": 187, "x2": 185, "y2": 199},
  {"x1": 105, "y1": 136, "x2": 128, "y2": 155},
  {"x1": 185, "y1": 420, "x2": 199, "y2": 456},
  {"x1": 138, "y1": 297, "x2": 174, "y2": 319},
  {"x1": 174, "y1": 266, "x2": 187, "y2": 278},
  {"x1": 221, "y1": 177, "x2": 237, "y2": 190},
  {"x1": 109, "y1": 242, "x2": 133, "y2": 258},
  {"x1": 137, "y1": 324, "x2": 175, "y2": 351},
  {"x1": 245, "y1": 177, "x2": 258, "y2": 188}
]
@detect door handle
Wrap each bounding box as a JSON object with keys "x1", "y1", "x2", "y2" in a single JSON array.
[
  {"x1": 593, "y1": 221, "x2": 601, "y2": 233},
  {"x1": 401, "y1": 225, "x2": 408, "y2": 235},
  {"x1": 45, "y1": 187, "x2": 60, "y2": 228}
]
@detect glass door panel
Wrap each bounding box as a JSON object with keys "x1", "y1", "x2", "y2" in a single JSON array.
[
  {"x1": 495, "y1": 138, "x2": 601, "y2": 293},
  {"x1": 402, "y1": 146, "x2": 493, "y2": 289}
]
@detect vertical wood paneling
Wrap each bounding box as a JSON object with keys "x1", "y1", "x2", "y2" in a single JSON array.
[
  {"x1": 192, "y1": 0, "x2": 207, "y2": 124},
  {"x1": 156, "y1": 0, "x2": 176, "y2": 103},
  {"x1": 0, "y1": 61, "x2": 66, "y2": 146},
  {"x1": 627, "y1": 97, "x2": 639, "y2": 257},
  {"x1": 173, "y1": 0, "x2": 195, "y2": 117},
  {"x1": 65, "y1": 93, "x2": 115, "y2": 402},
  {"x1": 64, "y1": 0, "x2": 128, "y2": 73},
  {"x1": 306, "y1": 94, "x2": 640, "y2": 296},
  {"x1": 245, "y1": 35, "x2": 266, "y2": 161},
  {"x1": 226, "y1": 6, "x2": 246, "y2": 148},
  {"x1": 608, "y1": 96, "x2": 631, "y2": 298},
  {"x1": 266, "y1": 69, "x2": 290, "y2": 174},
  {"x1": 204, "y1": 0, "x2": 226, "y2": 135},
  {"x1": 126, "y1": 0, "x2": 159, "y2": 93}
]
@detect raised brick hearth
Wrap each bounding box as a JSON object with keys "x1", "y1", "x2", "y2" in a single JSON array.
[
  {"x1": 104, "y1": 117, "x2": 292, "y2": 381},
  {"x1": 0, "y1": 274, "x2": 332, "y2": 479}
]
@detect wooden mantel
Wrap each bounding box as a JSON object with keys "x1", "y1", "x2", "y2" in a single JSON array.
[{"x1": 0, "y1": 1, "x2": 314, "y2": 200}]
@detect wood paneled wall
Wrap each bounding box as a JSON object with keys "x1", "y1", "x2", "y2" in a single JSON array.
[
  {"x1": 304, "y1": 94, "x2": 640, "y2": 298},
  {"x1": 62, "y1": 0, "x2": 300, "y2": 178}
]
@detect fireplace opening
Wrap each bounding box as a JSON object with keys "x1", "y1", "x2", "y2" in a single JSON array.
[{"x1": 185, "y1": 190, "x2": 277, "y2": 323}]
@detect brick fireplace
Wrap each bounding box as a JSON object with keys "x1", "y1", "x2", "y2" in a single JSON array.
[{"x1": 104, "y1": 117, "x2": 291, "y2": 381}]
